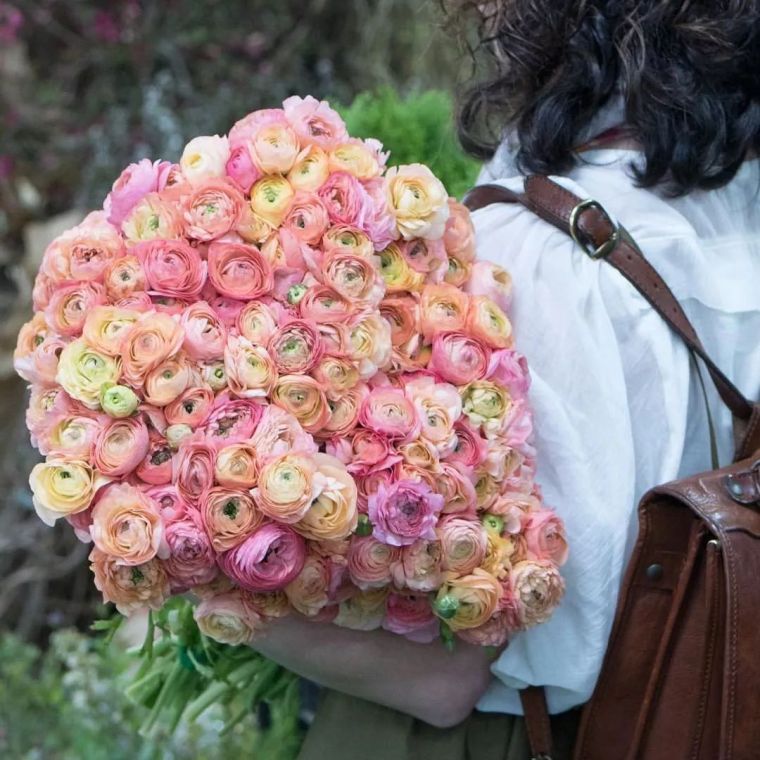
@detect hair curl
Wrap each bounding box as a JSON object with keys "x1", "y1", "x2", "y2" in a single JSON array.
[{"x1": 449, "y1": 1, "x2": 760, "y2": 195}]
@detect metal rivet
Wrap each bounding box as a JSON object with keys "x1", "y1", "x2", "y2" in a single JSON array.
[{"x1": 646, "y1": 563, "x2": 663, "y2": 581}]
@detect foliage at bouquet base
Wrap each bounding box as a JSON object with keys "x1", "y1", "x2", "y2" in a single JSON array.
[{"x1": 14, "y1": 95, "x2": 569, "y2": 736}]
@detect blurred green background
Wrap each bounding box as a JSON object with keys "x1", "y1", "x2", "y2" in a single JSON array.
[{"x1": 0, "y1": 1, "x2": 480, "y2": 757}]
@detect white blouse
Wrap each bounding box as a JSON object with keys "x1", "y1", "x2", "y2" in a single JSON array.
[{"x1": 473, "y1": 151, "x2": 760, "y2": 715}]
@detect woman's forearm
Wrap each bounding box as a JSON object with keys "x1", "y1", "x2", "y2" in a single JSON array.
[{"x1": 251, "y1": 615, "x2": 496, "y2": 728}]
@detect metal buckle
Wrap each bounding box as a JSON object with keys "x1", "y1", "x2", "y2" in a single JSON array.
[{"x1": 568, "y1": 198, "x2": 619, "y2": 259}]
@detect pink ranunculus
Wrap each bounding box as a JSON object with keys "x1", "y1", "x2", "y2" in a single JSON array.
[
  {"x1": 267, "y1": 319, "x2": 323, "y2": 375},
  {"x1": 180, "y1": 301, "x2": 227, "y2": 361},
  {"x1": 182, "y1": 178, "x2": 245, "y2": 241},
  {"x1": 218, "y1": 522, "x2": 306, "y2": 593},
  {"x1": 282, "y1": 95, "x2": 348, "y2": 150},
  {"x1": 362, "y1": 176, "x2": 397, "y2": 251},
  {"x1": 456, "y1": 608, "x2": 511, "y2": 647},
  {"x1": 318, "y1": 172, "x2": 374, "y2": 229},
  {"x1": 199, "y1": 392, "x2": 264, "y2": 449},
  {"x1": 283, "y1": 191, "x2": 330, "y2": 246},
  {"x1": 45, "y1": 281, "x2": 107, "y2": 337},
  {"x1": 347, "y1": 535, "x2": 401, "y2": 590},
  {"x1": 502, "y1": 398, "x2": 534, "y2": 449},
  {"x1": 446, "y1": 419, "x2": 488, "y2": 469},
  {"x1": 391, "y1": 539, "x2": 443, "y2": 592},
  {"x1": 298, "y1": 286, "x2": 352, "y2": 324},
  {"x1": 209, "y1": 295, "x2": 246, "y2": 328},
  {"x1": 136, "y1": 435, "x2": 174, "y2": 485},
  {"x1": 524, "y1": 509, "x2": 569, "y2": 566},
  {"x1": 163, "y1": 508, "x2": 218, "y2": 592},
  {"x1": 207, "y1": 241, "x2": 273, "y2": 300},
  {"x1": 367, "y1": 479, "x2": 444, "y2": 547},
  {"x1": 382, "y1": 592, "x2": 439, "y2": 643},
  {"x1": 249, "y1": 404, "x2": 317, "y2": 458},
  {"x1": 104, "y1": 158, "x2": 172, "y2": 226},
  {"x1": 443, "y1": 199, "x2": 476, "y2": 263},
  {"x1": 429, "y1": 331, "x2": 491, "y2": 385},
  {"x1": 145, "y1": 484, "x2": 188, "y2": 518},
  {"x1": 487, "y1": 349, "x2": 531, "y2": 400},
  {"x1": 465, "y1": 260, "x2": 512, "y2": 313},
  {"x1": 134, "y1": 239, "x2": 207, "y2": 300},
  {"x1": 438, "y1": 516, "x2": 488, "y2": 574},
  {"x1": 164, "y1": 384, "x2": 215, "y2": 428},
  {"x1": 40, "y1": 412, "x2": 103, "y2": 460},
  {"x1": 225, "y1": 145, "x2": 261, "y2": 194},
  {"x1": 510, "y1": 560, "x2": 565, "y2": 629},
  {"x1": 173, "y1": 438, "x2": 216, "y2": 506},
  {"x1": 93, "y1": 416, "x2": 151, "y2": 478},
  {"x1": 359, "y1": 386, "x2": 419, "y2": 441},
  {"x1": 346, "y1": 428, "x2": 401, "y2": 476},
  {"x1": 437, "y1": 462, "x2": 478, "y2": 515}
]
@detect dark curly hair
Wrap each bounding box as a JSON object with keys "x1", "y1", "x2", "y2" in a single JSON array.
[{"x1": 449, "y1": 1, "x2": 760, "y2": 195}]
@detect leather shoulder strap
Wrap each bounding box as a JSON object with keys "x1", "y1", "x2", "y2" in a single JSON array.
[{"x1": 464, "y1": 176, "x2": 754, "y2": 424}]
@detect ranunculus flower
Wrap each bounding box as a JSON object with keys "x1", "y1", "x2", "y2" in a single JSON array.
[
  {"x1": 224, "y1": 335, "x2": 277, "y2": 398},
  {"x1": 163, "y1": 508, "x2": 217, "y2": 591},
  {"x1": 294, "y1": 453, "x2": 358, "y2": 541},
  {"x1": 347, "y1": 535, "x2": 401, "y2": 590},
  {"x1": 200, "y1": 393, "x2": 264, "y2": 448},
  {"x1": 182, "y1": 178, "x2": 244, "y2": 241},
  {"x1": 90, "y1": 482, "x2": 167, "y2": 565},
  {"x1": 383, "y1": 592, "x2": 439, "y2": 643},
  {"x1": 323, "y1": 251, "x2": 383, "y2": 306},
  {"x1": 214, "y1": 442, "x2": 258, "y2": 489},
  {"x1": 437, "y1": 462, "x2": 478, "y2": 515},
  {"x1": 444, "y1": 254, "x2": 472, "y2": 288},
  {"x1": 13, "y1": 314, "x2": 63, "y2": 385},
  {"x1": 271, "y1": 374, "x2": 330, "y2": 433},
  {"x1": 253, "y1": 452, "x2": 317, "y2": 523},
  {"x1": 287, "y1": 145, "x2": 330, "y2": 192},
  {"x1": 45, "y1": 281, "x2": 106, "y2": 337},
  {"x1": 145, "y1": 484, "x2": 188, "y2": 517},
  {"x1": 368, "y1": 479, "x2": 444, "y2": 547},
  {"x1": 173, "y1": 438, "x2": 216, "y2": 506},
  {"x1": 359, "y1": 386, "x2": 418, "y2": 440},
  {"x1": 200, "y1": 487, "x2": 263, "y2": 552},
  {"x1": 283, "y1": 95, "x2": 348, "y2": 150},
  {"x1": 225, "y1": 144, "x2": 260, "y2": 193},
  {"x1": 249, "y1": 404, "x2": 317, "y2": 458},
  {"x1": 90, "y1": 548, "x2": 169, "y2": 616},
  {"x1": 465, "y1": 260, "x2": 512, "y2": 313},
  {"x1": 56, "y1": 338, "x2": 122, "y2": 410},
  {"x1": 363, "y1": 176, "x2": 398, "y2": 251},
  {"x1": 122, "y1": 193, "x2": 184, "y2": 244},
  {"x1": 487, "y1": 349, "x2": 531, "y2": 400},
  {"x1": 121, "y1": 312, "x2": 183, "y2": 387},
  {"x1": 446, "y1": 419, "x2": 488, "y2": 469},
  {"x1": 93, "y1": 416, "x2": 150, "y2": 477},
  {"x1": 40, "y1": 413, "x2": 102, "y2": 460},
  {"x1": 405, "y1": 376, "x2": 462, "y2": 456},
  {"x1": 333, "y1": 587, "x2": 389, "y2": 631},
  {"x1": 250, "y1": 175, "x2": 295, "y2": 226},
  {"x1": 180, "y1": 134, "x2": 230, "y2": 186},
  {"x1": 345, "y1": 428, "x2": 399, "y2": 476},
  {"x1": 524, "y1": 510, "x2": 569, "y2": 566},
  {"x1": 461, "y1": 380, "x2": 513, "y2": 432},
  {"x1": 348, "y1": 313, "x2": 392, "y2": 378},
  {"x1": 391, "y1": 539, "x2": 443, "y2": 592},
  {"x1": 164, "y1": 384, "x2": 214, "y2": 428},
  {"x1": 104, "y1": 158, "x2": 172, "y2": 226},
  {"x1": 298, "y1": 286, "x2": 352, "y2": 324},
  {"x1": 268, "y1": 319, "x2": 323, "y2": 374},
  {"x1": 397, "y1": 439, "x2": 438, "y2": 470},
  {"x1": 143, "y1": 354, "x2": 192, "y2": 406},
  {"x1": 321, "y1": 384, "x2": 366, "y2": 438},
  {"x1": 456, "y1": 608, "x2": 511, "y2": 647},
  {"x1": 511, "y1": 560, "x2": 565, "y2": 629},
  {"x1": 443, "y1": 199, "x2": 476, "y2": 262},
  {"x1": 433, "y1": 568, "x2": 502, "y2": 631},
  {"x1": 283, "y1": 191, "x2": 330, "y2": 245},
  {"x1": 236, "y1": 300, "x2": 278, "y2": 344},
  {"x1": 83, "y1": 306, "x2": 140, "y2": 357},
  {"x1": 318, "y1": 171, "x2": 373, "y2": 228},
  {"x1": 402, "y1": 238, "x2": 447, "y2": 281},
  {"x1": 285, "y1": 553, "x2": 331, "y2": 617},
  {"x1": 378, "y1": 242, "x2": 425, "y2": 293},
  {"x1": 237, "y1": 205, "x2": 276, "y2": 244},
  {"x1": 134, "y1": 238, "x2": 207, "y2": 300},
  {"x1": 466, "y1": 295, "x2": 513, "y2": 350},
  {"x1": 312, "y1": 356, "x2": 360, "y2": 398},
  {"x1": 194, "y1": 590, "x2": 263, "y2": 645},
  {"x1": 438, "y1": 516, "x2": 488, "y2": 574},
  {"x1": 104, "y1": 255, "x2": 146, "y2": 300},
  {"x1": 26, "y1": 387, "x2": 74, "y2": 446},
  {"x1": 247, "y1": 117, "x2": 300, "y2": 174},
  {"x1": 218, "y1": 522, "x2": 306, "y2": 592},
  {"x1": 329, "y1": 140, "x2": 381, "y2": 180},
  {"x1": 322, "y1": 225, "x2": 374, "y2": 258},
  {"x1": 30, "y1": 458, "x2": 110, "y2": 526},
  {"x1": 429, "y1": 332, "x2": 491, "y2": 385},
  {"x1": 207, "y1": 241, "x2": 273, "y2": 300},
  {"x1": 137, "y1": 435, "x2": 174, "y2": 485},
  {"x1": 379, "y1": 294, "x2": 420, "y2": 353},
  {"x1": 419, "y1": 283, "x2": 469, "y2": 341},
  {"x1": 385, "y1": 163, "x2": 449, "y2": 240}
]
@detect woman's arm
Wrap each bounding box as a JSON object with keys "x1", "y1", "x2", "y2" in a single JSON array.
[{"x1": 252, "y1": 614, "x2": 497, "y2": 728}]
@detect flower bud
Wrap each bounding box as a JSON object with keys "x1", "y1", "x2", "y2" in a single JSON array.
[
  {"x1": 202, "y1": 361, "x2": 228, "y2": 391},
  {"x1": 166, "y1": 424, "x2": 193, "y2": 449},
  {"x1": 355, "y1": 514, "x2": 373, "y2": 537},
  {"x1": 482, "y1": 513, "x2": 505, "y2": 536},
  {"x1": 287, "y1": 283, "x2": 308, "y2": 305},
  {"x1": 100, "y1": 383, "x2": 140, "y2": 418},
  {"x1": 433, "y1": 594, "x2": 460, "y2": 620}
]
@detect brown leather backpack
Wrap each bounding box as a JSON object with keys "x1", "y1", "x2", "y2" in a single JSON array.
[{"x1": 465, "y1": 176, "x2": 760, "y2": 760}]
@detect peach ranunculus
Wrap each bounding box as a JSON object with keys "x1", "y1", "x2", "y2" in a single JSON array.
[
  {"x1": 391, "y1": 539, "x2": 443, "y2": 593},
  {"x1": 283, "y1": 95, "x2": 348, "y2": 150},
  {"x1": 30, "y1": 458, "x2": 110, "y2": 526},
  {"x1": 82, "y1": 306, "x2": 140, "y2": 356},
  {"x1": 40, "y1": 413, "x2": 102, "y2": 460},
  {"x1": 318, "y1": 171, "x2": 373, "y2": 228},
  {"x1": 271, "y1": 374, "x2": 330, "y2": 433},
  {"x1": 461, "y1": 380, "x2": 513, "y2": 434},
  {"x1": 443, "y1": 199, "x2": 476, "y2": 262},
  {"x1": 247, "y1": 117, "x2": 300, "y2": 175},
  {"x1": 214, "y1": 442, "x2": 258, "y2": 489},
  {"x1": 163, "y1": 507, "x2": 218, "y2": 591},
  {"x1": 122, "y1": 193, "x2": 184, "y2": 244},
  {"x1": 436, "y1": 462, "x2": 478, "y2": 515},
  {"x1": 438, "y1": 516, "x2": 488, "y2": 575},
  {"x1": 283, "y1": 191, "x2": 330, "y2": 245},
  {"x1": 268, "y1": 319, "x2": 323, "y2": 375},
  {"x1": 180, "y1": 301, "x2": 227, "y2": 362},
  {"x1": 378, "y1": 242, "x2": 425, "y2": 293},
  {"x1": 348, "y1": 314, "x2": 393, "y2": 379},
  {"x1": 90, "y1": 483, "x2": 167, "y2": 565},
  {"x1": 312, "y1": 356, "x2": 359, "y2": 399},
  {"x1": 401, "y1": 237, "x2": 447, "y2": 279},
  {"x1": 104, "y1": 255, "x2": 147, "y2": 300},
  {"x1": 379, "y1": 293, "x2": 420, "y2": 349},
  {"x1": 194, "y1": 590, "x2": 263, "y2": 645},
  {"x1": 359, "y1": 386, "x2": 418, "y2": 440},
  {"x1": 121, "y1": 312, "x2": 184, "y2": 387},
  {"x1": 510, "y1": 560, "x2": 566, "y2": 629},
  {"x1": 333, "y1": 587, "x2": 389, "y2": 631},
  {"x1": 444, "y1": 253, "x2": 472, "y2": 289},
  {"x1": 45, "y1": 281, "x2": 107, "y2": 337},
  {"x1": 429, "y1": 332, "x2": 491, "y2": 386},
  {"x1": 249, "y1": 405, "x2": 318, "y2": 459},
  {"x1": 173, "y1": 438, "x2": 216, "y2": 506},
  {"x1": 200, "y1": 487, "x2": 263, "y2": 552},
  {"x1": 180, "y1": 134, "x2": 230, "y2": 186},
  {"x1": 207, "y1": 241, "x2": 273, "y2": 300},
  {"x1": 524, "y1": 510, "x2": 569, "y2": 566},
  {"x1": 182, "y1": 178, "x2": 245, "y2": 241},
  {"x1": 236, "y1": 300, "x2": 278, "y2": 344},
  {"x1": 200, "y1": 394, "x2": 263, "y2": 448},
  {"x1": 14, "y1": 316, "x2": 64, "y2": 385},
  {"x1": 433, "y1": 568, "x2": 502, "y2": 631},
  {"x1": 322, "y1": 225, "x2": 375, "y2": 259},
  {"x1": 298, "y1": 286, "x2": 353, "y2": 325},
  {"x1": 328, "y1": 140, "x2": 381, "y2": 180},
  {"x1": 250, "y1": 175, "x2": 295, "y2": 227},
  {"x1": 385, "y1": 163, "x2": 450, "y2": 240},
  {"x1": 134, "y1": 238, "x2": 208, "y2": 299},
  {"x1": 287, "y1": 145, "x2": 330, "y2": 192},
  {"x1": 284, "y1": 552, "x2": 331, "y2": 617},
  {"x1": 56, "y1": 338, "x2": 122, "y2": 410},
  {"x1": 90, "y1": 548, "x2": 169, "y2": 616},
  {"x1": 143, "y1": 354, "x2": 192, "y2": 407},
  {"x1": 321, "y1": 384, "x2": 367, "y2": 438},
  {"x1": 466, "y1": 295, "x2": 513, "y2": 350},
  {"x1": 465, "y1": 260, "x2": 513, "y2": 313},
  {"x1": 347, "y1": 536, "x2": 401, "y2": 590},
  {"x1": 405, "y1": 376, "x2": 462, "y2": 456},
  {"x1": 104, "y1": 158, "x2": 172, "y2": 226},
  {"x1": 294, "y1": 453, "x2": 358, "y2": 541},
  {"x1": 164, "y1": 384, "x2": 214, "y2": 429},
  {"x1": 93, "y1": 416, "x2": 150, "y2": 477},
  {"x1": 419, "y1": 283, "x2": 469, "y2": 341},
  {"x1": 323, "y1": 251, "x2": 384, "y2": 306},
  {"x1": 253, "y1": 452, "x2": 318, "y2": 524},
  {"x1": 224, "y1": 335, "x2": 277, "y2": 399},
  {"x1": 136, "y1": 435, "x2": 174, "y2": 485}
]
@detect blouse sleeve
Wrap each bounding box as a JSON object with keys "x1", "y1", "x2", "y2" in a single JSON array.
[{"x1": 471, "y1": 177, "x2": 692, "y2": 714}]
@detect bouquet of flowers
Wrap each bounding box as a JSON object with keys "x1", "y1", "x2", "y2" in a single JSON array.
[{"x1": 14, "y1": 95, "x2": 567, "y2": 731}]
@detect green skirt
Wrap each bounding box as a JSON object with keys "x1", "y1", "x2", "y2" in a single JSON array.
[{"x1": 298, "y1": 688, "x2": 581, "y2": 760}]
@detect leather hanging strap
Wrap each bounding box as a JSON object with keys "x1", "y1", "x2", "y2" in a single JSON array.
[
  {"x1": 464, "y1": 177, "x2": 754, "y2": 424},
  {"x1": 519, "y1": 686, "x2": 554, "y2": 759}
]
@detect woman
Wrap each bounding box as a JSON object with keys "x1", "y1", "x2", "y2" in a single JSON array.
[{"x1": 252, "y1": 2, "x2": 760, "y2": 758}]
